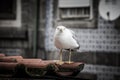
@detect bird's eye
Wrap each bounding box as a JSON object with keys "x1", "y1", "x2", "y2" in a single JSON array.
[{"x1": 57, "y1": 27, "x2": 59, "y2": 30}]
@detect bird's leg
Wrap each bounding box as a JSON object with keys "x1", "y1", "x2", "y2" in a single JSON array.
[
  {"x1": 60, "y1": 49, "x2": 63, "y2": 62},
  {"x1": 57, "y1": 49, "x2": 64, "y2": 65},
  {"x1": 68, "y1": 49, "x2": 72, "y2": 64}
]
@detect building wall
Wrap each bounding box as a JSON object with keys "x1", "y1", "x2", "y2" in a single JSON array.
[{"x1": 0, "y1": 0, "x2": 119, "y2": 80}]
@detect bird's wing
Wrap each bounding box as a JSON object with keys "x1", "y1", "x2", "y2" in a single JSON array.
[{"x1": 69, "y1": 29, "x2": 80, "y2": 49}]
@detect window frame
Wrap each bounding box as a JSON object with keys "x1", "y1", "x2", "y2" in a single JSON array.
[
  {"x1": 53, "y1": 0, "x2": 98, "y2": 28},
  {"x1": 0, "y1": 0, "x2": 21, "y2": 28},
  {"x1": 0, "y1": 0, "x2": 27, "y2": 41}
]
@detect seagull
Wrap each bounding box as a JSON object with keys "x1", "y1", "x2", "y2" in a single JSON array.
[{"x1": 54, "y1": 25, "x2": 80, "y2": 64}]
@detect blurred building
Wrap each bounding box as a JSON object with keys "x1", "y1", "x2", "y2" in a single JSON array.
[{"x1": 0, "y1": 0, "x2": 120, "y2": 80}]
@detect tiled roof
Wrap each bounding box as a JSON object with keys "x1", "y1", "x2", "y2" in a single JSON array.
[{"x1": 0, "y1": 53, "x2": 84, "y2": 78}]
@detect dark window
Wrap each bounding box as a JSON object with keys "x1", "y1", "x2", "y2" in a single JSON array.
[{"x1": 0, "y1": 0, "x2": 16, "y2": 20}]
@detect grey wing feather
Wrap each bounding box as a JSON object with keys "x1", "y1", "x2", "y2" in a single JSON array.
[{"x1": 69, "y1": 29, "x2": 80, "y2": 49}]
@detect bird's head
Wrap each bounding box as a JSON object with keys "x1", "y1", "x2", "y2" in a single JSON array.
[{"x1": 56, "y1": 26, "x2": 66, "y2": 32}]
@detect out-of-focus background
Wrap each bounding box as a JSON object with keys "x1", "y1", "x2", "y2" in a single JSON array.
[{"x1": 0, "y1": 0, "x2": 120, "y2": 80}]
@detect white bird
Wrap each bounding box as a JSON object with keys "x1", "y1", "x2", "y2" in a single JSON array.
[{"x1": 54, "y1": 25, "x2": 80, "y2": 64}]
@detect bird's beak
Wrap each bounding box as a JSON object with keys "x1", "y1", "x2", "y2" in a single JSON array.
[{"x1": 60, "y1": 29, "x2": 63, "y2": 32}]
